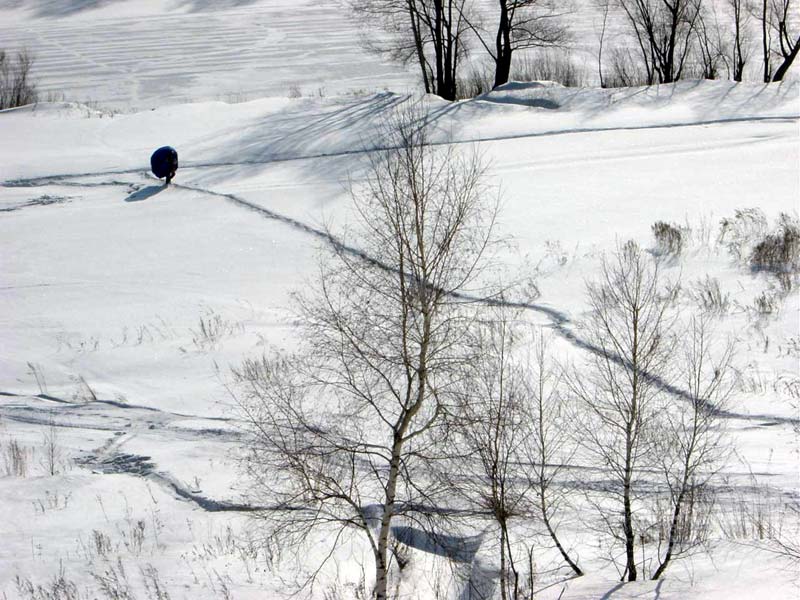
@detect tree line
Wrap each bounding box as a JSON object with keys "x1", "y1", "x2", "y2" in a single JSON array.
[{"x1": 350, "y1": 0, "x2": 799, "y2": 100}]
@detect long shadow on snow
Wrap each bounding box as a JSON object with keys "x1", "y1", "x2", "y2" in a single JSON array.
[{"x1": 125, "y1": 184, "x2": 165, "y2": 202}]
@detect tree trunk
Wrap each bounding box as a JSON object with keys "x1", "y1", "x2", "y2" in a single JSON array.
[
  {"x1": 540, "y1": 485, "x2": 583, "y2": 576},
  {"x1": 733, "y1": 0, "x2": 745, "y2": 81},
  {"x1": 652, "y1": 482, "x2": 688, "y2": 580},
  {"x1": 408, "y1": 1, "x2": 431, "y2": 93},
  {"x1": 773, "y1": 35, "x2": 800, "y2": 81},
  {"x1": 622, "y1": 446, "x2": 638, "y2": 581},
  {"x1": 762, "y1": 0, "x2": 771, "y2": 82},
  {"x1": 494, "y1": 0, "x2": 512, "y2": 88},
  {"x1": 374, "y1": 443, "x2": 404, "y2": 600}
]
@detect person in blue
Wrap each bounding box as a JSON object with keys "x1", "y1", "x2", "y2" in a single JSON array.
[{"x1": 150, "y1": 146, "x2": 179, "y2": 185}]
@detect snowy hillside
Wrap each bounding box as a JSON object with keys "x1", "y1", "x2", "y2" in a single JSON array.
[{"x1": 1, "y1": 2, "x2": 799, "y2": 599}]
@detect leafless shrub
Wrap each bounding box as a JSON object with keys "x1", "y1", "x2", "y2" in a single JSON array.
[
  {"x1": 3, "y1": 438, "x2": 30, "y2": 477},
  {"x1": 513, "y1": 50, "x2": 586, "y2": 87},
  {"x1": 27, "y1": 361, "x2": 47, "y2": 395},
  {"x1": 651, "y1": 482, "x2": 717, "y2": 551},
  {"x1": 688, "y1": 275, "x2": 730, "y2": 315},
  {"x1": 114, "y1": 519, "x2": 147, "y2": 556},
  {"x1": 604, "y1": 47, "x2": 652, "y2": 88},
  {"x1": 718, "y1": 208, "x2": 769, "y2": 262},
  {"x1": 751, "y1": 289, "x2": 781, "y2": 317},
  {"x1": 287, "y1": 84, "x2": 302, "y2": 99},
  {"x1": 457, "y1": 63, "x2": 493, "y2": 99},
  {"x1": 15, "y1": 568, "x2": 84, "y2": 600},
  {"x1": 140, "y1": 565, "x2": 170, "y2": 600},
  {"x1": 41, "y1": 414, "x2": 63, "y2": 475},
  {"x1": 652, "y1": 221, "x2": 687, "y2": 256},
  {"x1": 716, "y1": 474, "x2": 786, "y2": 541},
  {"x1": 33, "y1": 489, "x2": 72, "y2": 513},
  {"x1": 93, "y1": 530, "x2": 114, "y2": 558},
  {"x1": 0, "y1": 49, "x2": 38, "y2": 110},
  {"x1": 750, "y1": 213, "x2": 800, "y2": 276},
  {"x1": 91, "y1": 559, "x2": 135, "y2": 600},
  {"x1": 190, "y1": 310, "x2": 243, "y2": 350}
]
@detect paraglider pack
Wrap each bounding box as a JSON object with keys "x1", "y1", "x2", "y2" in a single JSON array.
[{"x1": 151, "y1": 146, "x2": 179, "y2": 185}]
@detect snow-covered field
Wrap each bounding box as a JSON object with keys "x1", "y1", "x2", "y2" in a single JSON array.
[{"x1": 1, "y1": 1, "x2": 799, "y2": 599}]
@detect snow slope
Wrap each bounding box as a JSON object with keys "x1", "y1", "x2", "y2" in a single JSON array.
[
  {"x1": 1, "y1": 34, "x2": 799, "y2": 600},
  {"x1": 0, "y1": 0, "x2": 419, "y2": 108}
]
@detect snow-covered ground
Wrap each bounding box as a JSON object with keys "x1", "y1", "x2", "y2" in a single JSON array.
[
  {"x1": 0, "y1": 0, "x2": 420, "y2": 108},
  {"x1": 1, "y1": 2, "x2": 799, "y2": 599}
]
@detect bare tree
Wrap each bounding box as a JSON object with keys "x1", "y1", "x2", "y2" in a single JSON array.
[
  {"x1": 617, "y1": 0, "x2": 704, "y2": 84},
  {"x1": 756, "y1": 0, "x2": 774, "y2": 80},
  {"x1": 770, "y1": 0, "x2": 800, "y2": 80},
  {"x1": 353, "y1": 0, "x2": 473, "y2": 100},
  {"x1": 523, "y1": 331, "x2": 583, "y2": 577},
  {"x1": 569, "y1": 241, "x2": 677, "y2": 582},
  {"x1": 449, "y1": 309, "x2": 530, "y2": 600},
  {"x1": 750, "y1": 0, "x2": 799, "y2": 81},
  {"x1": 448, "y1": 315, "x2": 581, "y2": 599},
  {"x1": 235, "y1": 105, "x2": 498, "y2": 600},
  {"x1": 463, "y1": 0, "x2": 572, "y2": 88},
  {"x1": 596, "y1": 0, "x2": 613, "y2": 87},
  {"x1": 729, "y1": 0, "x2": 751, "y2": 81},
  {"x1": 651, "y1": 315, "x2": 735, "y2": 579},
  {"x1": 695, "y1": 4, "x2": 727, "y2": 78}
]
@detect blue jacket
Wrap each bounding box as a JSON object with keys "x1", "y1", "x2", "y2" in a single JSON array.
[{"x1": 151, "y1": 146, "x2": 179, "y2": 179}]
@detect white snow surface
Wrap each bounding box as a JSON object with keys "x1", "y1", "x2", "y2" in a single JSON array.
[{"x1": 1, "y1": 4, "x2": 800, "y2": 598}]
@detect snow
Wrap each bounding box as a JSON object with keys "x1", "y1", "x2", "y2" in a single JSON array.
[{"x1": 1, "y1": 2, "x2": 799, "y2": 598}]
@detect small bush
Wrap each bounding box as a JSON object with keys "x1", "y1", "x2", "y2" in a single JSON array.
[
  {"x1": 652, "y1": 221, "x2": 686, "y2": 256},
  {"x1": 91, "y1": 558, "x2": 134, "y2": 600},
  {"x1": 3, "y1": 438, "x2": 30, "y2": 477},
  {"x1": 603, "y1": 47, "x2": 651, "y2": 88},
  {"x1": 689, "y1": 276, "x2": 730, "y2": 315},
  {"x1": 752, "y1": 290, "x2": 780, "y2": 317},
  {"x1": 718, "y1": 208, "x2": 769, "y2": 261},
  {"x1": 15, "y1": 571, "x2": 83, "y2": 600},
  {"x1": 457, "y1": 64, "x2": 493, "y2": 99},
  {"x1": 513, "y1": 50, "x2": 586, "y2": 87},
  {"x1": 0, "y1": 49, "x2": 38, "y2": 110},
  {"x1": 750, "y1": 213, "x2": 800, "y2": 275}
]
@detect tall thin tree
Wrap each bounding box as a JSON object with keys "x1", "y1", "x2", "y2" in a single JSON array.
[{"x1": 235, "y1": 104, "x2": 498, "y2": 599}]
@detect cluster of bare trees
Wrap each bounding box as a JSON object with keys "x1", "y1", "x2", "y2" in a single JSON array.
[
  {"x1": 351, "y1": 1, "x2": 573, "y2": 99},
  {"x1": 349, "y1": 0, "x2": 798, "y2": 99},
  {"x1": 234, "y1": 110, "x2": 736, "y2": 598},
  {"x1": 610, "y1": 0, "x2": 800, "y2": 84}
]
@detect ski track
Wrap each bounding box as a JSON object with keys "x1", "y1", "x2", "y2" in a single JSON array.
[{"x1": 2, "y1": 112, "x2": 798, "y2": 189}]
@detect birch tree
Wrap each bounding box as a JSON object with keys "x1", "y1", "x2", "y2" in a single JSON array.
[
  {"x1": 235, "y1": 105, "x2": 498, "y2": 600},
  {"x1": 569, "y1": 241, "x2": 677, "y2": 582}
]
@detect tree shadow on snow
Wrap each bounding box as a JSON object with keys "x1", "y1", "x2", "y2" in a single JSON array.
[{"x1": 124, "y1": 185, "x2": 165, "y2": 203}]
